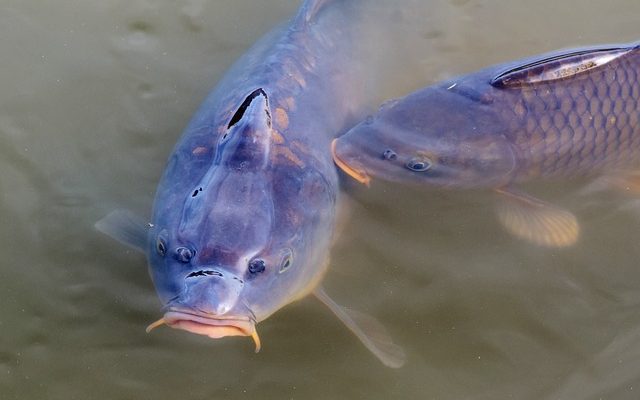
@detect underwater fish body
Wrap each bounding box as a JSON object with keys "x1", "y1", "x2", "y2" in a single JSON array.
[
  {"x1": 97, "y1": 0, "x2": 405, "y2": 368},
  {"x1": 333, "y1": 41, "x2": 640, "y2": 247}
]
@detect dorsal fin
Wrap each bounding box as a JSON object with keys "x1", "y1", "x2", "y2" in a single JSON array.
[
  {"x1": 491, "y1": 44, "x2": 638, "y2": 88},
  {"x1": 215, "y1": 88, "x2": 272, "y2": 170},
  {"x1": 227, "y1": 88, "x2": 270, "y2": 129}
]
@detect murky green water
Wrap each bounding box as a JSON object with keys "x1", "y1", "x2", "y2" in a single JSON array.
[{"x1": 2, "y1": 1, "x2": 640, "y2": 399}]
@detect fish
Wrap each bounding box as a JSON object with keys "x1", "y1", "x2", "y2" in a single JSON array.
[
  {"x1": 96, "y1": 0, "x2": 405, "y2": 368},
  {"x1": 332, "y1": 41, "x2": 640, "y2": 247}
]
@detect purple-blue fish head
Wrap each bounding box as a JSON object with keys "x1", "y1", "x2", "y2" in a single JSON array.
[
  {"x1": 146, "y1": 86, "x2": 336, "y2": 349},
  {"x1": 146, "y1": 173, "x2": 331, "y2": 350},
  {"x1": 333, "y1": 84, "x2": 517, "y2": 189}
]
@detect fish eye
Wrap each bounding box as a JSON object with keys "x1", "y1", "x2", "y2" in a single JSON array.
[
  {"x1": 406, "y1": 156, "x2": 432, "y2": 172},
  {"x1": 156, "y1": 236, "x2": 167, "y2": 257},
  {"x1": 382, "y1": 149, "x2": 397, "y2": 161},
  {"x1": 248, "y1": 258, "x2": 266, "y2": 274},
  {"x1": 174, "y1": 246, "x2": 194, "y2": 263},
  {"x1": 279, "y1": 249, "x2": 293, "y2": 273}
]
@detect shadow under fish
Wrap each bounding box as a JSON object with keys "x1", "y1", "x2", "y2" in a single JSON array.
[
  {"x1": 333, "y1": 40, "x2": 640, "y2": 247},
  {"x1": 96, "y1": 0, "x2": 405, "y2": 368}
]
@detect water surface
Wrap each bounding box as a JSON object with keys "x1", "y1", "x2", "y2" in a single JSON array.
[{"x1": 1, "y1": 0, "x2": 640, "y2": 399}]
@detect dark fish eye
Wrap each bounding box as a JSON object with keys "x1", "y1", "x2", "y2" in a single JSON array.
[
  {"x1": 406, "y1": 156, "x2": 432, "y2": 172},
  {"x1": 156, "y1": 236, "x2": 167, "y2": 257},
  {"x1": 248, "y1": 258, "x2": 266, "y2": 274},
  {"x1": 279, "y1": 249, "x2": 293, "y2": 273},
  {"x1": 382, "y1": 149, "x2": 397, "y2": 160},
  {"x1": 174, "y1": 246, "x2": 194, "y2": 263}
]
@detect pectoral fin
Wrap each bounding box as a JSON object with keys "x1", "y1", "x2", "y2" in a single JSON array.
[
  {"x1": 494, "y1": 188, "x2": 579, "y2": 247},
  {"x1": 314, "y1": 286, "x2": 406, "y2": 368},
  {"x1": 95, "y1": 209, "x2": 148, "y2": 253}
]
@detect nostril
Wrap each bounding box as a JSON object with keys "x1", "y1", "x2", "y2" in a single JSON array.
[
  {"x1": 248, "y1": 258, "x2": 266, "y2": 274},
  {"x1": 186, "y1": 270, "x2": 223, "y2": 278},
  {"x1": 382, "y1": 149, "x2": 397, "y2": 160},
  {"x1": 175, "y1": 246, "x2": 195, "y2": 263}
]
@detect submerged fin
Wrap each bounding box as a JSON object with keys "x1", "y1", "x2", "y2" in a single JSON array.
[
  {"x1": 95, "y1": 209, "x2": 148, "y2": 253},
  {"x1": 578, "y1": 176, "x2": 615, "y2": 196},
  {"x1": 582, "y1": 172, "x2": 640, "y2": 196},
  {"x1": 491, "y1": 44, "x2": 637, "y2": 88},
  {"x1": 332, "y1": 193, "x2": 354, "y2": 245},
  {"x1": 314, "y1": 286, "x2": 406, "y2": 368},
  {"x1": 494, "y1": 188, "x2": 579, "y2": 247}
]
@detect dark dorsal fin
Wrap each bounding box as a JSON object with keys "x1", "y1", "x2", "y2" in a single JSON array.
[
  {"x1": 227, "y1": 88, "x2": 269, "y2": 129},
  {"x1": 491, "y1": 44, "x2": 638, "y2": 88}
]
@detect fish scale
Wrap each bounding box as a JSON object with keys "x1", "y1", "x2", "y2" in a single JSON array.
[
  {"x1": 332, "y1": 41, "x2": 640, "y2": 248},
  {"x1": 495, "y1": 48, "x2": 640, "y2": 180}
]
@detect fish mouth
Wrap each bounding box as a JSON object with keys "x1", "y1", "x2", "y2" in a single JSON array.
[
  {"x1": 146, "y1": 309, "x2": 261, "y2": 352},
  {"x1": 331, "y1": 139, "x2": 371, "y2": 186}
]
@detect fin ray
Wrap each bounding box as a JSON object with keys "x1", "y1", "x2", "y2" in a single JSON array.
[
  {"x1": 314, "y1": 286, "x2": 406, "y2": 368},
  {"x1": 495, "y1": 188, "x2": 579, "y2": 247},
  {"x1": 95, "y1": 209, "x2": 148, "y2": 252}
]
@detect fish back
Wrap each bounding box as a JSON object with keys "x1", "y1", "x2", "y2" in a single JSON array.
[{"x1": 492, "y1": 43, "x2": 640, "y2": 180}]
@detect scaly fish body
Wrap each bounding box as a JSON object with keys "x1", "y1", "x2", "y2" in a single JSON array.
[
  {"x1": 493, "y1": 44, "x2": 640, "y2": 181},
  {"x1": 333, "y1": 41, "x2": 640, "y2": 247},
  {"x1": 98, "y1": 0, "x2": 405, "y2": 367}
]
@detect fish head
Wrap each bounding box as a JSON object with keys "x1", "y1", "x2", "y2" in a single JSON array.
[
  {"x1": 147, "y1": 87, "x2": 335, "y2": 349},
  {"x1": 333, "y1": 83, "x2": 517, "y2": 189}
]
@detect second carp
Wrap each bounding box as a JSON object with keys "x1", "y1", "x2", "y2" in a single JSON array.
[{"x1": 333, "y1": 41, "x2": 640, "y2": 247}]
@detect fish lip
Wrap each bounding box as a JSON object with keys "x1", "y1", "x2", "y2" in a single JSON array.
[
  {"x1": 152, "y1": 307, "x2": 262, "y2": 352},
  {"x1": 163, "y1": 307, "x2": 253, "y2": 335},
  {"x1": 331, "y1": 139, "x2": 371, "y2": 186}
]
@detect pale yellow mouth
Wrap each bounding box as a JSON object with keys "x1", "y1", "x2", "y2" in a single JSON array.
[
  {"x1": 331, "y1": 139, "x2": 371, "y2": 186},
  {"x1": 146, "y1": 311, "x2": 261, "y2": 353}
]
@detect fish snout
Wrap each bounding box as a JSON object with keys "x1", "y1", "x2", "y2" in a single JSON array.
[
  {"x1": 331, "y1": 139, "x2": 371, "y2": 186},
  {"x1": 147, "y1": 269, "x2": 260, "y2": 351},
  {"x1": 179, "y1": 269, "x2": 245, "y2": 316}
]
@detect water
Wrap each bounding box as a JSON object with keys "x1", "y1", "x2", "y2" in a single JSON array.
[{"x1": 1, "y1": 0, "x2": 639, "y2": 398}]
